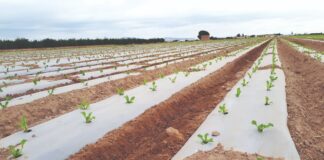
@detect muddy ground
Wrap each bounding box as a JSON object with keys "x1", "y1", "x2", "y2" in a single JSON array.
[{"x1": 277, "y1": 39, "x2": 324, "y2": 160}]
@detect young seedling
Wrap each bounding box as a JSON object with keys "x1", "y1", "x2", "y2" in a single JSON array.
[
  {"x1": 184, "y1": 72, "x2": 190, "y2": 77},
  {"x1": 143, "y1": 79, "x2": 147, "y2": 85},
  {"x1": 235, "y1": 87, "x2": 241, "y2": 97},
  {"x1": 0, "y1": 96, "x2": 11, "y2": 109},
  {"x1": 252, "y1": 65, "x2": 258, "y2": 73},
  {"x1": 80, "y1": 70, "x2": 85, "y2": 76},
  {"x1": 251, "y1": 120, "x2": 274, "y2": 133},
  {"x1": 247, "y1": 72, "x2": 252, "y2": 79},
  {"x1": 266, "y1": 80, "x2": 274, "y2": 91},
  {"x1": 48, "y1": 88, "x2": 55, "y2": 95},
  {"x1": 218, "y1": 104, "x2": 228, "y2": 115},
  {"x1": 169, "y1": 76, "x2": 177, "y2": 83},
  {"x1": 81, "y1": 112, "x2": 95, "y2": 123},
  {"x1": 269, "y1": 74, "x2": 278, "y2": 82},
  {"x1": 264, "y1": 96, "x2": 272, "y2": 105},
  {"x1": 159, "y1": 73, "x2": 165, "y2": 79},
  {"x1": 78, "y1": 100, "x2": 90, "y2": 110},
  {"x1": 116, "y1": 88, "x2": 125, "y2": 96},
  {"x1": 241, "y1": 79, "x2": 248, "y2": 87},
  {"x1": 124, "y1": 95, "x2": 135, "y2": 104},
  {"x1": 9, "y1": 139, "x2": 27, "y2": 158},
  {"x1": 32, "y1": 79, "x2": 40, "y2": 85},
  {"x1": 197, "y1": 133, "x2": 213, "y2": 144},
  {"x1": 20, "y1": 116, "x2": 31, "y2": 133},
  {"x1": 149, "y1": 81, "x2": 157, "y2": 91}
]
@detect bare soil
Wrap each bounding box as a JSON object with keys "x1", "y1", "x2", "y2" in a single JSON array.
[
  {"x1": 287, "y1": 38, "x2": 324, "y2": 52},
  {"x1": 68, "y1": 41, "x2": 269, "y2": 160},
  {"x1": 0, "y1": 43, "x2": 251, "y2": 139},
  {"x1": 184, "y1": 144, "x2": 283, "y2": 160},
  {"x1": 277, "y1": 39, "x2": 324, "y2": 160}
]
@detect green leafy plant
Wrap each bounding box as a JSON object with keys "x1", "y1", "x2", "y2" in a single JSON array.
[
  {"x1": 252, "y1": 65, "x2": 258, "y2": 73},
  {"x1": 80, "y1": 70, "x2": 85, "y2": 76},
  {"x1": 149, "y1": 81, "x2": 157, "y2": 91},
  {"x1": 78, "y1": 100, "x2": 90, "y2": 110},
  {"x1": 159, "y1": 73, "x2": 165, "y2": 79},
  {"x1": 20, "y1": 116, "x2": 31, "y2": 133},
  {"x1": 241, "y1": 79, "x2": 248, "y2": 87},
  {"x1": 218, "y1": 104, "x2": 228, "y2": 114},
  {"x1": 81, "y1": 112, "x2": 95, "y2": 123},
  {"x1": 169, "y1": 76, "x2": 177, "y2": 83},
  {"x1": 197, "y1": 133, "x2": 213, "y2": 144},
  {"x1": 48, "y1": 88, "x2": 55, "y2": 95},
  {"x1": 143, "y1": 79, "x2": 147, "y2": 85},
  {"x1": 32, "y1": 79, "x2": 40, "y2": 85},
  {"x1": 264, "y1": 96, "x2": 272, "y2": 105},
  {"x1": 251, "y1": 120, "x2": 274, "y2": 133},
  {"x1": 184, "y1": 72, "x2": 190, "y2": 77},
  {"x1": 235, "y1": 87, "x2": 241, "y2": 97},
  {"x1": 0, "y1": 96, "x2": 11, "y2": 109},
  {"x1": 9, "y1": 139, "x2": 27, "y2": 158},
  {"x1": 269, "y1": 74, "x2": 278, "y2": 82},
  {"x1": 124, "y1": 95, "x2": 135, "y2": 104},
  {"x1": 116, "y1": 88, "x2": 125, "y2": 96},
  {"x1": 247, "y1": 72, "x2": 252, "y2": 79},
  {"x1": 266, "y1": 80, "x2": 274, "y2": 91}
]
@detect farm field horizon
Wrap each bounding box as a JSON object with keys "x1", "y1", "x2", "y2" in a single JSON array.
[{"x1": 0, "y1": 0, "x2": 323, "y2": 160}]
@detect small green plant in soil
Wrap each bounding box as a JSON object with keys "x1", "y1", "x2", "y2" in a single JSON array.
[
  {"x1": 251, "y1": 120, "x2": 274, "y2": 133},
  {"x1": 143, "y1": 79, "x2": 147, "y2": 85},
  {"x1": 0, "y1": 96, "x2": 11, "y2": 109},
  {"x1": 159, "y1": 73, "x2": 165, "y2": 79},
  {"x1": 241, "y1": 79, "x2": 248, "y2": 87},
  {"x1": 124, "y1": 95, "x2": 135, "y2": 104},
  {"x1": 264, "y1": 96, "x2": 272, "y2": 105},
  {"x1": 116, "y1": 88, "x2": 125, "y2": 96},
  {"x1": 266, "y1": 80, "x2": 274, "y2": 91},
  {"x1": 184, "y1": 72, "x2": 190, "y2": 77},
  {"x1": 218, "y1": 104, "x2": 228, "y2": 114},
  {"x1": 78, "y1": 100, "x2": 90, "y2": 110},
  {"x1": 252, "y1": 65, "x2": 258, "y2": 73},
  {"x1": 80, "y1": 70, "x2": 85, "y2": 76},
  {"x1": 198, "y1": 133, "x2": 213, "y2": 144},
  {"x1": 150, "y1": 81, "x2": 157, "y2": 91},
  {"x1": 270, "y1": 74, "x2": 278, "y2": 82},
  {"x1": 48, "y1": 88, "x2": 55, "y2": 95},
  {"x1": 9, "y1": 139, "x2": 27, "y2": 158},
  {"x1": 81, "y1": 112, "x2": 95, "y2": 123},
  {"x1": 247, "y1": 72, "x2": 252, "y2": 79},
  {"x1": 32, "y1": 79, "x2": 40, "y2": 85},
  {"x1": 20, "y1": 116, "x2": 31, "y2": 133},
  {"x1": 169, "y1": 76, "x2": 177, "y2": 83},
  {"x1": 235, "y1": 87, "x2": 241, "y2": 97}
]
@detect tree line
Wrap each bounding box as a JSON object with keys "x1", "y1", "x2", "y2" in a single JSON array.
[{"x1": 0, "y1": 38, "x2": 165, "y2": 50}]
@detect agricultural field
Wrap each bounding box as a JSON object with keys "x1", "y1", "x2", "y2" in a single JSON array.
[
  {"x1": 0, "y1": 37, "x2": 323, "y2": 160},
  {"x1": 290, "y1": 34, "x2": 324, "y2": 41}
]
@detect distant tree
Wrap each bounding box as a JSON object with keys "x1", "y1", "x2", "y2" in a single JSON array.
[
  {"x1": 198, "y1": 30, "x2": 210, "y2": 40},
  {"x1": 0, "y1": 38, "x2": 165, "y2": 50},
  {"x1": 236, "y1": 33, "x2": 241, "y2": 37}
]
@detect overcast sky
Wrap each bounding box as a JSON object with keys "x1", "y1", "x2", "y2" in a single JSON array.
[{"x1": 0, "y1": 0, "x2": 323, "y2": 40}]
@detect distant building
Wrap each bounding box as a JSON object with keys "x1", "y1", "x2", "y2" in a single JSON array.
[{"x1": 198, "y1": 30, "x2": 210, "y2": 41}]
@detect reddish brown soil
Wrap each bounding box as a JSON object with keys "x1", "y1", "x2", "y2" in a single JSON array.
[
  {"x1": 287, "y1": 38, "x2": 324, "y2": 52},
  {"x1": 68, "y1": 41, "x2": 270, "y2": 160},
  {"x1": 277, "y1": 39, "x2": 324, "y2": 160},
  {"x1": 184, "y1": 144, "x2": 283, "y2": 160},
  {"x1": 0, "y1": 43, "x2": 254, "y2": 139}
]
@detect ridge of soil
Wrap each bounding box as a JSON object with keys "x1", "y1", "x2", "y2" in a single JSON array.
[
  {"x1": 0, "y1": 42, "x2": 255, "y2": 139},
  {"x1": 286, "y1": 38, "x2": 324, "y2": 52},
  {"x1": 68, "y1": 41, "x2": 270, "y2": 160},
  {"x1": 277, "y1": 39, "x2": 324, "y2": 160},
  {"x1": 184, "y1": 143, "x2": 283, "y2": 160}
]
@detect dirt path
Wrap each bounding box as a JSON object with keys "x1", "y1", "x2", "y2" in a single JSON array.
[
  {"x1": 0, "y1": 43, "x2": 256, "y2": 139},
  {"x1": 286, "y1": 38, "x2": 324, "y2": 52},
  {"x1": 69, "y1": 41, "x2": 270, "y2": 160},
  {"x1": 277, "y1": 39, "x2": 324, "y2": 160}
]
